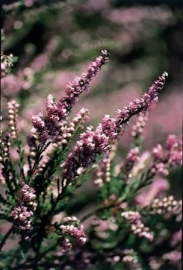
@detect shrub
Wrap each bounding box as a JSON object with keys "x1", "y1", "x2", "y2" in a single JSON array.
[{"x1": 0, "y1": 49, "x2": 182, "y2": 270}]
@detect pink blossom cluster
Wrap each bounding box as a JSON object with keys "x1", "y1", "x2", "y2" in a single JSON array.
[
  {"x1": 11, "y1": 183, "x2": 36, "y2": 241},
  {"x1": 121, "y1": 211, "x2": 153, "y2": 241},
  {"x1": 121, "y1": 249, "x2": 141, "y2": 269},
  {"x1": 136, "y1": 178, "x2": 170, "y2": 206},
  {"x1": 150, "y1": 134, "x2": 182, "y2": 177},
  {"x1": 1, "y1": 68, "x2": 34, "y2": 96},
  {"x1": 61, "y1": 70, "x2": 167, "y2": 183},
  {"x1": 55, "y1": 108, "x2": 90, "y2": 147},
  {"x1": 150, "y1": 196, "x2": 182, "y2": 216},
  {"x1": 7, "y1": 100, "x2": 19, "y2": 139},
  {"x1": 93, "y1": 143, "x2": 117, "y2": 187},
  {"x1": 123, "y1": 147, "x2": 140, "y2": 173},
  {"x1": 61, "y1": 125, "x2": 110, "y2": 183},
  {"x1": 92, "y1": 217, "x2": 118, "y2": 240},
  {"x1": 31, "y1": 50, "x2": 109, "y2": 143},
  {"x1": 58, "y1": 216, "x2": 87, "y2": 253},
  {"x1": 11, "y1": 205, "x2": 33, "y2": 233},
  {"x1": 131, "y1": 113, "x2": 149, "y2": 139},
  {"x1": 60, "y1": 224, "x2": 86, "y2": 246}
]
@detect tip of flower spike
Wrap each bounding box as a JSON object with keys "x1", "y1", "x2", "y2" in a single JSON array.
[
  {"x1": 163, "y1": 71, "x2": 168, "y2": 77},
  {"x1": 101, "y1": 50, "x2": 109, "y2": 56},
  {"x1": 101, "y1": 50, "x2": 110, "y2": 63}
]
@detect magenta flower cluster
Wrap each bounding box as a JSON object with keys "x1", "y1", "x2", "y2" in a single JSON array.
[
  {"x1": 31, "y1": 50, "x2": 109, "y2": 143},
  {"x1": 11, "y1": 184, "x2": 36, "y2": 241},
  {"x1": 61, "y1": 69, "x2": 168, "y2": 184}
]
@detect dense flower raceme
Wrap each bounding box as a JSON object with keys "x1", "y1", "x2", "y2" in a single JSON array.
[
  {"x1": 149, "y1": 134, "x2": 182, "y2": 177},
  {"x1": 11, "y1": 184, "x2": 36, "y2": 241},
  {"x1": 121, "y1": 211, "x2": 154, "y2": 241},
  {"x1": 148, "y1": 196, "x2": 182, "y2": 216},
  {"x1": 131, "y1": 112, "x2": 149, "y2": 139},
  {"x1": 7, "y1": 100, "x2": 19, "y2": 139},
  {"x1": 31, "y1": 50, "x2": 109, "y2": 144},
  {"x1": 51, "y1": 216, "x2": 87, "y2": 254},
  {"x1": 61, "y1": 70, "x2": 168, "y2": 183},
  {"x1": 31, "y1": 51, "x2": 167, "y2": 146}
]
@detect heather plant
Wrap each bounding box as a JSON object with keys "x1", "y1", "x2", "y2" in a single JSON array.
[
  {"x1": 0, "y1": 49, "x2": 182, "y2": 270},
  {"x1": 1, "y1": 1, "x2": 182, "y2": 269}
]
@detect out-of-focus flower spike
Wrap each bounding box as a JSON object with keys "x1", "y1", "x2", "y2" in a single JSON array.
[
  {"x1": 0, "y1": 132, "x2": 10, "y2": 162},
  {"x1": 124, "y1": 147, "x2": 140, "y2": 174},
  {"x1": 7, "y1": 100, "x2": 19, "y2": 139},
  {"x1": 121, "y1": 211, "x2": 153, "y2": 241},
  {"x1": 150, "y1": 134, "x2": 182, "y2": 177},
  {"x1": 93, "y1": 143, "x2": 117, "y2": 187},
  {"x1": 131, "y1": 112, "x2": 149, "y2": 139},
  {"x1": 165, "y1": 134, "x2": 177, "y2": 150},
  {"x1": 135, "y1": 178, "x2": 170, "y2": 207},
  {"x1": 149, "y1": 196, "x2": 182, "y2": 216}
]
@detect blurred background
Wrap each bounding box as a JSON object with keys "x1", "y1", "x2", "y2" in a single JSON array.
[{"x1": 1, "y1": 0, "x2": 182, "y2": 205}]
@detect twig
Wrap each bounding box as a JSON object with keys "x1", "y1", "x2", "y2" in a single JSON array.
[{"x1": 0, "y1": 225, "x2": 14, "y2": 252}]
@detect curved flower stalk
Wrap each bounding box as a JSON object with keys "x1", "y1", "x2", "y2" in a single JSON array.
[
  {"x1": 61, "y1": 72, "x2": 168, "y2": 185},
  {"x1": 31, "y1": 50, "x2": 109, "y2": 144}
]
